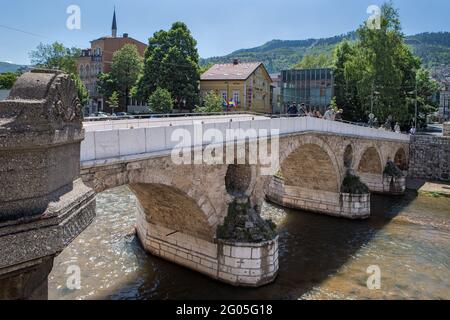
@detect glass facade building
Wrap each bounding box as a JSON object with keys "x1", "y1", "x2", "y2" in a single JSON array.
[{"x1": 281, "y1": 68, "x2": 334, "y2": 112}]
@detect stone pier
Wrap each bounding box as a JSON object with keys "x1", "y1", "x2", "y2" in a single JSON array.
[
  {"x1": 0, "y1": 70, "x2": 96, "y2": 299},
  {"x1": 266, "y1": 176, "x2": 371, "y2": 219},
  {"x1": 136, "y1": 210, "x2": 279, "y2": 287}
]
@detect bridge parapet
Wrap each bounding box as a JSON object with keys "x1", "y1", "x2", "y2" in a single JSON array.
[
  {"x1": 0, "y1": 70, "x2": 96, "y2": 299},
  {"x1": 81, "y1": 116, "x2": 409, "y2": 166}
]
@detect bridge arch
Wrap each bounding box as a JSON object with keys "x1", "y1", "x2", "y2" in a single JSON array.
[
  {"x1": 279, "y1": 136, "x2": 342, "y2": 192},
  {"x1": 394, "y1": 148, "x2": 408, "y2": 171},
  {"x1": 357, "y1": 146, "x2": 383, "y2": 174},
  {"x1": 129, "y1": 183, "x2": 215, "y2": 241}
]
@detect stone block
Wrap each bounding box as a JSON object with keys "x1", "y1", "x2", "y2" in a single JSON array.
[
  {"x1": 231, "y1": 247, "x2": 252, "y2": 259},
  {"x1": 218, "y1": 272, "x2": 237, "y2": 284},
  {"x1": 252, "y1": 248, "x2": 261, "y2": 259},
  {"x1": 230, "y1": 267, "x2": 250, "y2": 277},
  {"x1": 241, "y1": 259, "x2": 261, "y2": 269}
]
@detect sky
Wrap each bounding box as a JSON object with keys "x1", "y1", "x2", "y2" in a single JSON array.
[{"x1": 0, "y1": 0, "x2": 449, "y2": 65}]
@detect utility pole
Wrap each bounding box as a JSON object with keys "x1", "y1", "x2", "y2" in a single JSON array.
[{"x1": 371, "y1": 82, "x2": 374, "y2": 115}]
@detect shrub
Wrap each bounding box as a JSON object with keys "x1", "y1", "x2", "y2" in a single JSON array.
[
  {"x1": 341, "y1": 174, "x2": 369, "y2": 194},
  {"x1": 195, "y1": 91, "x2": 223, "y2": 113},
  {"x1": 384, "y1": 161, "x2": 404, "y2": 178},
  {"x1": 148, "y1": 87, "x2": 173, "y2": 114}
]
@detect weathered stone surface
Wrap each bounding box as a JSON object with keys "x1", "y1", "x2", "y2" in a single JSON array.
[
  {"x1": 0, "y1": 70, "x2": 85, "y2": 222},
  {"x1": 136, "y1": 206, "x2": 279, "y2": 287},
  {"x1": 0, "y1": 70, "x2": 96, "y2": 300},
  {"x1": 409, "y1": 135, "x2": 450, "y2": 182},
  {"x1": 444, "y1": 122, "x2": 450, "y2": 137},
  {"x1": 0, "y1": 257, "x2": 54, "y2": 300},
  {"x1": 266, "y1": 176, "x2": 371, "y2": 219}
]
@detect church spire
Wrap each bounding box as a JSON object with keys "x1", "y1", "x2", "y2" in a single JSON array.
[{"x1": 112, "y1": 7, "x2": 117, "y2": 38}]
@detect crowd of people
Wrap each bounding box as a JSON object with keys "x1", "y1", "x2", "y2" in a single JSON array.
[
  {"x1": 285, "y1": 102, "x2": 343, "y2": 121},
  {"x1": 283, "y1": 102, "x2": 415, "y2": 135}
]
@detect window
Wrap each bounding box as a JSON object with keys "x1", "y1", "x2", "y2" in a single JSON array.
[
  {"x1": 220, "y1": 90, "x2": 227, "y2": 101},
  {"x1": 232, "y1": 90, "x2": 240, "y2": 104}
]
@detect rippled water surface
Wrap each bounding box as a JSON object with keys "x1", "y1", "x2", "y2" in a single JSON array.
[{"x1": 49, "y1": 186, "x2": 450, "y2": 300}]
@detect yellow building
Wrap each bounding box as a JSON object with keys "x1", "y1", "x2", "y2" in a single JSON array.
[{"x1": 200, "y1": 60, "x2": 272, "y2": 113}]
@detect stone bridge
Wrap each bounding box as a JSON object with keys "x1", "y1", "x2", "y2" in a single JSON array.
[
  {"x1": 80, "y1": 109, "x2": 409, "y2": 287},
  {"x1": 0, "y1": 70, "x2": 410, "y2": 299}
]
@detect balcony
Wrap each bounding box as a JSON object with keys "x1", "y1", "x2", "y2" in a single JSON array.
[{"x1": 91, "y1": 55, "x2": 103, "y2": 62}]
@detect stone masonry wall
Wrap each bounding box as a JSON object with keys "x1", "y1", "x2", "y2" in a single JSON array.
[
  {"x1": 444, "y1": 122, "x2": 450, "y2": 137},
  {"x1": 266, "y1": 177, "x2": 370, "y2": 219},
  {"x1": 358, "y1": 173, "x2": 406, "y2": 194},
  {"x1": 136, "y1": 204, "x2": 278, "y2": 287},
  {"x1": 409, "y1": 136, "x2": 450, "y2": 181}
]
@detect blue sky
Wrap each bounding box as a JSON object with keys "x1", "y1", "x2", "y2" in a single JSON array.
[{"x1": 0, "y1": 0, "x2": 449, "y2": 65}]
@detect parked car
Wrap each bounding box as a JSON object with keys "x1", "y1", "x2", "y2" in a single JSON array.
[
  {"x1": 95, "y1": 112, "x2": 110, "y2": 118},
  {"x1": 114, "y1": 112, "x2": 135, "y2": 119}
]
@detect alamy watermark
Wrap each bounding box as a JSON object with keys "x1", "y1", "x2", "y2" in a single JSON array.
[
  {"x1": 66, "y1": 5, "x2": 81, "y2": 30},
  {"x1": 366, "y1": 5, "x2": 382, "y2": 30},
  {"x1": 170, "y1": 125, "x2": 280, "y2": 176},
  {"x1": 366, "y1": 265, "x2": 381, "y2": 290},
  {"x1": 66, "y1": 265, "x2": 81, "y2": 290}
]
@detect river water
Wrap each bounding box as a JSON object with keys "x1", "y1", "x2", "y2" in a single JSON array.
[{"x1": 48, "y1": 186, "x2": 450, "y2": 300}]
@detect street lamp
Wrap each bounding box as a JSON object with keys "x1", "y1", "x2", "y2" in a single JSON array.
[{"x1": 407, "y1": 81, "x2": 418, "y2": 131}]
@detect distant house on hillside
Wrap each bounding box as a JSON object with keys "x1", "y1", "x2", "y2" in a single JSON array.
[{"x1": 200, "y1": 60, "x2": 272, "y2": 114}]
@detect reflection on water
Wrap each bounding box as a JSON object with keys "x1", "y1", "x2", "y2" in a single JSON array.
[{"x1": 49, "y1": 186, "x2": 450, "y2": 300}]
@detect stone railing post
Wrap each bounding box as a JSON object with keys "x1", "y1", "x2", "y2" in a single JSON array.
[{"x1": 0, "y1": 70, "x2": 96, "y2": 300}]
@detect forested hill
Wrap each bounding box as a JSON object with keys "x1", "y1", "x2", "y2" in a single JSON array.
[
  {"x1": 0, "y1": 61, "x2": 28, "y2": 73},
  {"x1": 201, "y1": 32, "x2": 450, "y2": 74}
]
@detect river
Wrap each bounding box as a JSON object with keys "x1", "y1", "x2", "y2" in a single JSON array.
[{"x1": 48, "y1": 186, "x2": 450, "y2": 300}]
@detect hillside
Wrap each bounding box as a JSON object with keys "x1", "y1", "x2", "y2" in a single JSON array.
[
  {"x1": 0, "y1": 61, "x2": 28, "y2": 73},
  {"x1": 201, "y1": 32, "x2": 450, "y2": 74}
]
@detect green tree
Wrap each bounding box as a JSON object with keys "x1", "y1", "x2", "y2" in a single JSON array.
[
  {"x1": 332, "y1": 1, "x2": 437, "y2": 126},
  {"x1": 29, "y1": 42, "x2": 89, "y2": 105},
  {"x1": 110, "y1": 44, "x2": 143, "y2": 108},
  {"x1": 97, "y1": 73, "x2": 116, "y2": 101},
  {"x1": 107, "y1": 91, "x2": 120, "y2": 113},
  {"x1": 0, "y1": 72, "x2": 18, "y2": 89},
  {"x1": 73, "y1": 75, "x2": 89, "y2": 106},
  {"x1": 148, "y1": 87, "x2": 173, "y2": 114},
  {"x1": 195, "y1": 91, "x2": 223, "y2": 113},
  {"x1": 294, "y1": 53, "x2": 333, "y2": 69},
  {"x1": 137, "y1": 22, "x2": 200, "y2": 111},
  {"x1": 30, "y1": 42, "x2": 79, "y2": 74},
  {"x1": 413, "y1": 67, "x2": 440, "y2": 125}
]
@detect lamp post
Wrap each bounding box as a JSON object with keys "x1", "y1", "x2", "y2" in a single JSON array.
[
  {"x1": 414, "y1": 80, "x2": 418, "y2": 131},
  {"x1": 408, "y1": 80, "x2": 418, "y2": 132}
]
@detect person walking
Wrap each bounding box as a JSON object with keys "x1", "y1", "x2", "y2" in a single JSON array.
[
  {"x1": 287, "y1": 103, "x2": 298, "y2": 117},
  {"x1": 335, "y1": 109, "x2": 343, "y2": 121},
  {"x1": 323, "y1": 106, "x2": 335, "y2": 120}
]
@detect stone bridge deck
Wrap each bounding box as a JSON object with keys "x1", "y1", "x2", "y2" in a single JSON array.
[{"x1": 81, "y1": 115, "x2": 409, "y2": 167}]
